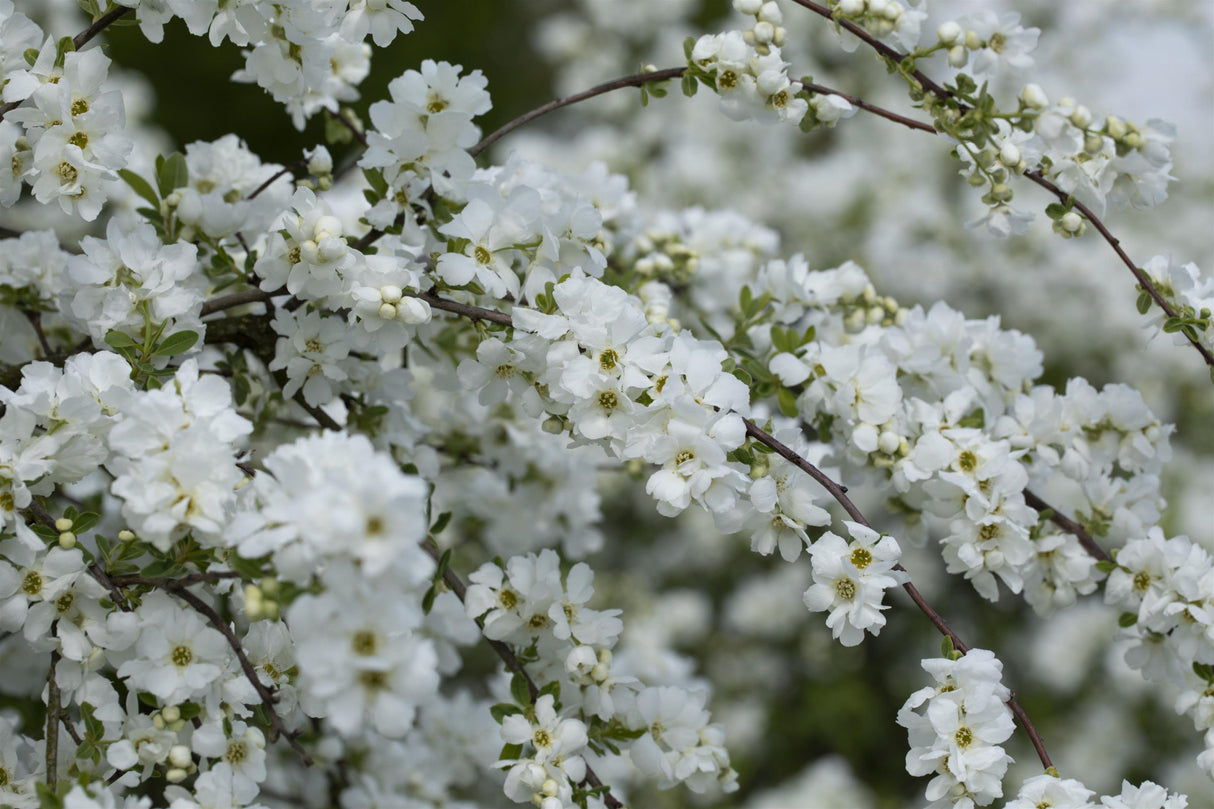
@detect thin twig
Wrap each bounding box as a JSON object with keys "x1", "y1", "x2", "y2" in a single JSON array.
[
  {"x1": 0, "y1": 8, "x2": 134, "y2": 119},
  {"x1": 45, "y1": 645, "x2": 61, "y2": 790},
  {"x1": 419, "y1": 539, "x2": 624, "y2": 808},
  {"x1": 333, "y1": 109, "x2": 369, "y2": 148},
  {"x1": 201, "y1": 287, "x2": 278, "y2": 316},
  {"x1": 1023, "y1": 489, "x2": 1111, "y2": 563},
  {"x1": 157, "y1": 583, "x2": 314, "y2": 767},
  {"x1": 470, "y1": 67, "x2": 688, "y2": 159},
  {"x1": 248, "y1": 165, "x2": 298, "y2": 201}
]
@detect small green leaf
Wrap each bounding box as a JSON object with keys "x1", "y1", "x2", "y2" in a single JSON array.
[
  {"x1": 498, "y1": 742, "x2": 524, "y2": 762},
  {"x1": 681, "y1": 72, "x2": 698, "y2": 97},
  {"x1": 156, "y1": 152, "x2": 189, "y2": 198},
  {"x1": 431, "y1": 511, "x2": 452, "y2": 535},
  {"x1": 490, "y1": 703, "x2": 524, "y2": 723},
  {"x1": 119, "y1": 168, "x2": 160, "y2": 209},
  {"x1": 777, "y1": 386, "x2": 799, "y2": 418},
  {"x1": 104, "y1": 330, "x2": 138, "y2": 349},
  {"x1": 510, "y1": 673, "x2": 532, "y2": 706},
  {"x1": 1118, "y1": 611, "x2": 1138, "y2": 628},
  {"x1": 940, "y1": 634, "x2": 955, "y2": 658},
  {"x1": 1136, "y1": 290, "x2": 1153, "y2": 315},
  {"x1": 1094, "y1": 559, "x2": 1118, "y2": 574},
  {"x1": 683, "y1": 36, "x2": 696, "y2": 61},
  {"x1": 152, "y1": 330, "x2": 199, "y2": 357},
  {"x1": 71, "y1": 512, "x2": 100, "y2": 534}
]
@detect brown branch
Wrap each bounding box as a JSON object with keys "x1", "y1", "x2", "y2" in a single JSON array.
[
  {"x1": 408, "y1": 290, "x2": 514, "y2": 327},
  {"x1": 156, "y1": 583, "x2": 314, "y2": 767},
  {"x1": 0, "y1": 7, "x2": 134, "y2": 120},
  {"x1": 58, "y1": 711, "x2": 83, "y2": 746},
  {"x1": 1022, "y1": 489, "x2": 1111, "y2": 563},
  {"x1": 45, "y1": 645, "x2": 61, "y2": 790},
  {"x1": 470, "y1": 67, "x2": 688, "y2": 159},
  {"x1": 333, "y1": 109, "x2": 369, "y2": 148},
  {"x1": 1023, "y1": 171, "x2": 1214, "y2": 369},
  {"x1": 248, "y1": 166, "x2": 298, "y2": 201},
  {"x1": 201, "y1": 287, "x2": 278, "y2": 317},
  {"x1": 419, "y1": 539, "x2": 624, "y2": 808}
]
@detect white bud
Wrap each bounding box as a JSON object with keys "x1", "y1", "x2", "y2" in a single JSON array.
[
  {"x1": 752, "y1": 20, "x2": 775, "y2": 44},
  {"x1": 591, "y1": 663, "x2": 610, "y2": 682},
  {"x1": 964, "y1": 30, "x2": 981, "y2": 50},
  {"x1": 878, "y1": 431, "x2": 901, "y2": 455},
  {"x1": 947, "y1": 45, "x2": 968, "y2": 67},
  {"x1": 161, "y1": 705, "x2": 181, "y2": 723},
  {"x1": 313, "y1": 214, "x2": 343, "y2": 241},
  {"x1": 1059, "y1": 211, "x2": 1083, "y2": 233},
  {"x1": 168, "y1": 745, "x2": 192, "y2": 769},
  {"x1": 1070, "y1": 105, "x2": 1092, "y2": 128},
  {"x1": 758, "y1": 1, "x2": 782, "y2": 24},
  {"x1": 118, "y1": 530, "x2": 136, "y2": 542},
  {"x1": 305, "y1": 145, "x2": 333, "y2": 175},
  {"x1": 998, "y1": 142, "x2": 1020, "y2": 166},
  {"x1": 883, "y1": 1, "x2": 903, "y2": 21},
  {"x1": 837, "y1": 0, "x2": 864, "y2": 15},
  {"x1": 55, "y1": 517, "x2": 74, "y2": 531},
  {"x1": 378, "y1": 303, "x2": 398, "y2": 321},
  {"x1": 397, "y1": 297, "x2": 432, "y2": 324},
  {"x1": 733, "y1": 0, "x2": 762, "y2": 14},
  {"x1": 165, "y1": 768, "x2": 188, "y2": 784},
  {"x1": 936, "y1": 20, "x2": 961, "y2": 44},
  {"x1": 152, "y1": 714, "x2": 166, "y2": 730},
  {"x1": 542, "y1": 779, "x2": 561, "y2": 797},
  {"x1": 1105, "y1": 115, "x2": 1127, "y2": 140},
  {"x1": 316, "y1": 236, "x2": 347, "y2": 263},
  {"x1": 379, "y1": 284, "x2": 403, "y2": 303},
  {"x1": 58, "y1": 532, "x2": 76, "y2": 549},
  {"x1": 1020, "y1": 83, "x2": 1048, "y2": 109}
]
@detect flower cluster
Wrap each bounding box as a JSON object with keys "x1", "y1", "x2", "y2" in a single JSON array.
[
  {"x1": 1, "y1": 11, "x2": 131, "y2": 220},
  {"x1": 118, "y1": 0, "x2": 423, "y2": 128},
  {"x1": 465, "y1": 549, "x2": 737, "y2": 804},
  {"x1": 897, "y1": 649, "x2": 1015, "y2": 809}
]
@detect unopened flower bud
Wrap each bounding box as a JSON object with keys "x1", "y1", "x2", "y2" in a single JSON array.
[
  {"x1": 161, "y1": 705, "x2": 181, "y2": 723},
  {"x1": 379, "y1": 284, "x2": 403, "y2": 303},
  {"x1": 379, "y1": 303, "x2": 398, "y2": 320},
  {"x1": 998, "y1": 142, "x2": 1021, "y2": 167},
  {"x1": 165, "y1": 768, "x2": 188, "y2": 784},
  {"x1": 758, "y1": 2, "x2": 782, "y2": 23},
  {"x1": 118, "y1": 530, "x2": 136, "y2": 542},
  {"x1": 752, "y1": 20, "x2": 775, "y2": 44},
  {"x1": 837, "y1": 0, "x2": 863, "y2": 15},
  {"x1": 168, "y1": 745, "x2": 192, "y2": 769},
  {"x1": 1059, "y1": 211, "x2": 1083, "y2": 233},
  {"x1": 947, "y1": 45, "x2": 968, "y2": 67},
  {"x1": 1069, "y1": 105, "x2": 1092, "y2": 128},
  {"x1": 734, "y1": 0, "x2": 762, "y2": 13},
  {"x1": 878, "y1": 431, "x2": 901, "y2": 454},
  {"x1": 1084, "y1": 133, "x2": 1105, "y2": 154},
  {"x1": 937, "y1": 21, "x2": 962, "y2": 45},
  {"x1": 964, "y1": 30, "x2": 981, "y2": 50},
  {"x1": 305, "y1": 145, "x2": 333, "y2": 175},
  {"x1": 1020, "y1": 83, "x2": 1048, "y2": 109},
  {"x1": 1105, "y1": 115, "x2": 1127, "y2": 140},
  {"x1": 58, "y1": 532, "x2": 76, "y2": 549},
  {"x1": 55, "y1": 517, "x2": 74, "y2": 531}
]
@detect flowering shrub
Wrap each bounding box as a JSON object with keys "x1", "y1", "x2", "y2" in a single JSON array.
[{"x1": 0, "y1": 1, "x2": 1210, "y2": 808}]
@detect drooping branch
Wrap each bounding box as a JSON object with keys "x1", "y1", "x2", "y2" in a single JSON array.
[
  {"x1": 0, "y1": 7, "x2": 135, "y2": 119},
  {"x1": 419, "y1": 539, "x2": 624, "y2": 808}
]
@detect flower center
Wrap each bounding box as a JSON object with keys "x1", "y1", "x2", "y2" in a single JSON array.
[
  {"x1": 21, "y1": 571, "x2": 42, "y2": 596},
  {"x1": 835, "y1": 577, "x2": 857, "y2": 601},
  {"x1": 850, "y1": 547, "x2": 872, "y2": 570},
  {"x1": 958, "y1": 451, "x2": 977, "y2": 472},
  {"x1": 225, "y1": 741, "x2": 247, "y2": 765},
  {"x1": 350, "y1": 630, "x2": 378, "y2": 656},
  {"x1": 953, "y1": 725, "x2": 973, "y2": 748},
  {"x1": 171, "y1": 645, "x2": 193, "y2": 667},
  {"x1": 474, "y1": 245, "x2": 492, "y2": 265},
  {"x1": 598, "y1": 390, "x2": 619, "y2": 411}
]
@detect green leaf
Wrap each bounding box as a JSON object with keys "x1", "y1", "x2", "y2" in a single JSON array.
[
  {"x1": 119, "y1": 169, "x2": 160, "y2": 209},
  {"x1": 683, "y1": 36, "x2": 696, "y2": 61},
  {"x1": 1094, "y1": 559, "x2": 1118, "y2": 574},
  {"x1": 156, "y1": 152, "x2": 189, "y2": 198},
  {"x1": 1118, "y1": 611, "x2": 1138, "y2": 628},
  {"x1": 510, "y1": 673, "x2": 532, "y2": 706},
  {"x1": 71, "y1": 512, "x2": 100, "y2": 534},
  {"x1": 421, "y1": 584, "x2": 437, "y2": 615},
  {"x1": 152, "y1": 330, "x2": 199, "y2": 356},
  {"x1": 538, "y1": 680, "x2": 561, "y2": 703},
  {"x1": 36, "y1": 781, "x2": 65, "y2": 809},
  {"x1": 490, "y1": 703, "x2": 524, "y2": 723},
  {"x1": 431, "y1": 511, "x2": 452, "y2": 535},
  {"x1": 777, "y1": 386, "x2": 799, "y2": 418},
  {"x1": 178, "y1": 701, "x2": 202, "y2": 720},
  {"x1": 940, "y1": 634, "x2": 955, "y2": 658},
  {"x1": 681, "y1": 72, "x2": 698, "y2": 97},
  {"x1": 103, "y1": 330, "x2": 138, "y2": 349},
  {"x1": 498, "y1": 742, "x2": 524, "y2": 762},
  {"x1": 1136, "y1": 290, "x2": 1153, "y2": 315},
  {"x1": 141, "y1": 558, "x2": 178, "y2": 578}
]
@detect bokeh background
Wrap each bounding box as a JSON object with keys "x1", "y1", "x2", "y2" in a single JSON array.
[{"x1": 10, "y1": 1, "x2": 1214, "y2": 807}]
